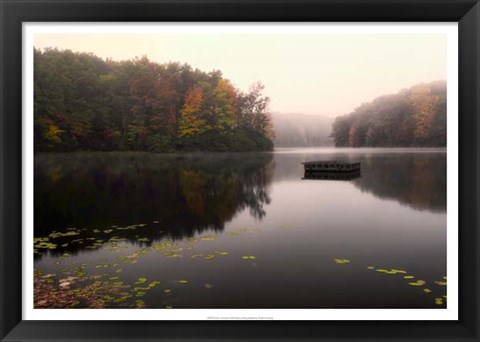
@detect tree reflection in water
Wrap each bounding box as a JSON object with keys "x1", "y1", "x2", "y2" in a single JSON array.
[
  {"x1": 352, "y1": 153, "x2": 446, "y2": 212},
  {"x1": 35, "y1": 152, "x2": 274, "y2": 257},
  {"x1": 275, "y1": 150, "x2": 445, "y2": 213}
]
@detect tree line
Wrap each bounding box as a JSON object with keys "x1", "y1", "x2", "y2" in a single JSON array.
[
  {"x1": 330, "y1": 81, "x2": 446, "y2": 147},
  {"x1": 34, "y1": 48, "x2": 274, "y2": 152}
]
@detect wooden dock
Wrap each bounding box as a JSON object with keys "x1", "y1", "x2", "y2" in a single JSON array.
[
  {"x1": 302, "y1": 160, "x2": 361, "y2": 180},
  {"x1": 302, "y1": 160, "x2": 360, "y2": 172}
]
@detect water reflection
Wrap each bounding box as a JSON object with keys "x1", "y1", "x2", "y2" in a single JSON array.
[
  {"x1": 352, "y1": 154, "x2": 446, "y2": 212},
  {"x1": 35, "y1": 152, "x2": 274, "y2": 256},
  {"x1": 34, "y1": 149, "x2": 446, "y2": 261},
  {"x1": 273, "y1": 149, "x2": 445, "y2": 212},
  {"x1": 303, "y1": 171, "x2": 361, "y2": 180}
]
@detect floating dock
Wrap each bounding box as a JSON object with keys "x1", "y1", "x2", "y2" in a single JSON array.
[
  {"x1": 302, "y1": 160, "x2": 360, "y2": 172},
  {"x1": 302, "y1": 160, "x2": 361, "y2": 180}
]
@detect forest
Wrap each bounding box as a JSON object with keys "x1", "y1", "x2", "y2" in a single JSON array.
[
  {"x1": 34, "y1": 49, "x2": 274, "y2": 152},
  {"x1": 330, "y1": 81, "x2": 446, "y2": 147}
]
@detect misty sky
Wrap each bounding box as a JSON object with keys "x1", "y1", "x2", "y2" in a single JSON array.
[{"x1": 34, "y1": 30, "x2": 447, "y2": 117}]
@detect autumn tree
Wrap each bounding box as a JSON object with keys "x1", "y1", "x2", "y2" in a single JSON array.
[{"x1": 178, "y1": 86, "x2": 209, "y2": 138}]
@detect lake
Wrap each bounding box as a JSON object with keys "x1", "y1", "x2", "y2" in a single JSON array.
[{"x1": 34, "y1": 148, "x2": 447, "y2": 308}]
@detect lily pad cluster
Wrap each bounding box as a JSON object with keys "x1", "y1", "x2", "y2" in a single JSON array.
[
  {"x1": 34, "y1": 224, "x2": 151, "y2": 257},
  {"x1": 366, "y1": 265, "x2": 447, "y2": 306},
  {"x1": 34, "y1": 237, "x2": 57, "y2": 252},
  {"x1": 34, "y1": 226, "x2": 265, "y2": 308}
]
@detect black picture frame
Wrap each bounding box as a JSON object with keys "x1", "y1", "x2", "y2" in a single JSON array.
[{"x1": 1, "y1": 0, "x2": 479, "y2": 341}]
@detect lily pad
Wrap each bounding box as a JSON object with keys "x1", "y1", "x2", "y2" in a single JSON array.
[
  {"x1": 403, "y1": 275, "x2": 415, "y2": 279},
  {"x1": 408, "y1": 280, "x2": 426, "y2": 287},
  {"x1": 334, "y1": 259, "x2": 350, "y2": 264},
  {"x1": 179, "y1": 280, "x2": 189, "y2": 284},
  {"x1": 135, "y1": 277, "x2": 147, "y2": 285},
  {"x1": 390, "y1": 269, "x2": 407, "y2": 274},
  {"x1": 376, "y1": 269, "x2": 404, "y2": 275},
  {"x1": 134, "y1": 287, "x2": 150, "y2": 291}
]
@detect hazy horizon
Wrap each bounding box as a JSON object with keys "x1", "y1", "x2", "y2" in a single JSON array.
[{"x1": 35, "y1": 30, "x2": 447, "y2": 117}]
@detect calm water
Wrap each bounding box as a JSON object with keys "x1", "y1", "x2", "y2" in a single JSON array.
[{"x1": 34, "y1": 148, "x2": 447, "y2": 308}]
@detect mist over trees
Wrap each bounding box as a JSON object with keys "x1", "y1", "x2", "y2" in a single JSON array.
[
  {"x1": 330, "y1": 81, "x2": 446, "y2": 147},
  {"x1": 272, "y1": 113, "x2": 333, "y2": 147},
  {"x1": 34, "y1": 48, "x2": 274, "y2": 152}
]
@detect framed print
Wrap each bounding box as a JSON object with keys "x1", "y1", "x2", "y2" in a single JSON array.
[{"x1": 1, "y1": 0, "x2": 479, "y2": 341}]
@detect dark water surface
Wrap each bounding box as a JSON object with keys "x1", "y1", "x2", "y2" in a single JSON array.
[{"x1": 34, "y1": 148, "x2": 447, "y2": 308}]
